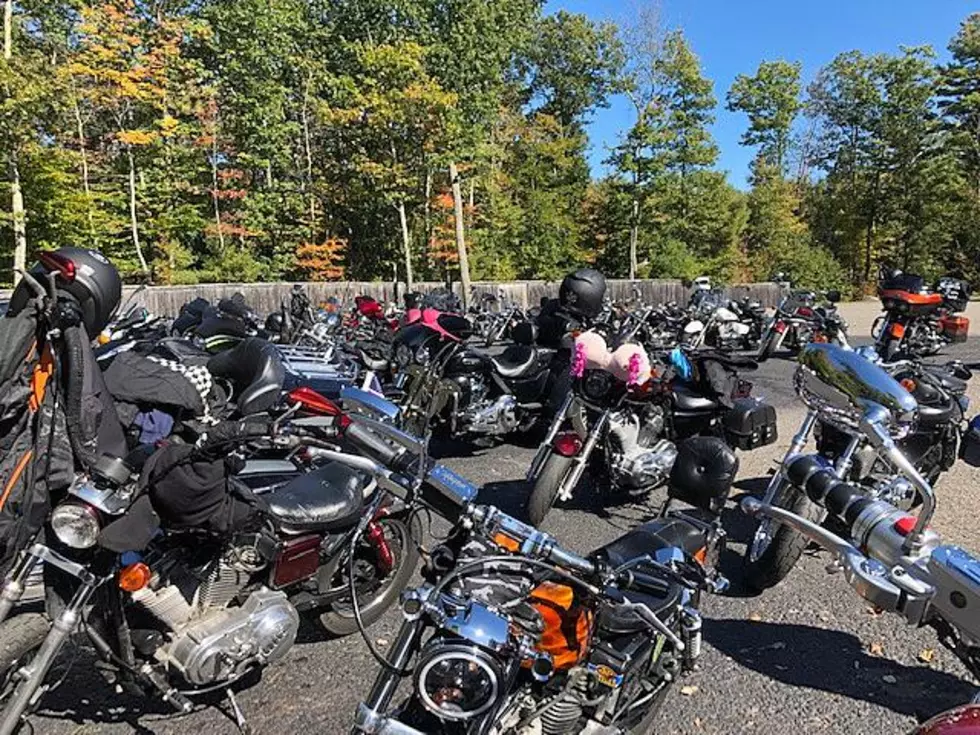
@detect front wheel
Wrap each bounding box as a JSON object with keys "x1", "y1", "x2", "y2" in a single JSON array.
[
  {"x1": 319, "y1": 517, "x2": 420, "y2": 636},
  {"x1": 0, "y1": 613, "x2": 50, "y2": 730},
  {"x1": 743, "y1": 480, "x2": 825, "y2": 592},
  {"x1": 526, "y1": 452, "x2": 574, "y2": 526},
  {"x1": 756, "y1": 329, "x2": 778, "y2": 361}
]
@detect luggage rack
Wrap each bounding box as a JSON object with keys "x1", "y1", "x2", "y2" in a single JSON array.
[{"x1": 276, "y1": 343, "x2": 361, "y2": 388}]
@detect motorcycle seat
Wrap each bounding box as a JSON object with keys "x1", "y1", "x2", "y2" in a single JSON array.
[
  {"x1": 917, "y1": 399, "x2": 957, "y2": 427},
  {"x1": 672, "y1": 384, "x2": 720, "y2": 412},
  {"x1": 490, "y1": 344, "x2": 539, "y2": 378},
  {"x1": 208, "y1": 338, "x2": 286, "y2": 416},
  {"x1": 921, "y1": 366, "x2": 968, "y2": 396},
  {"x1": 265, "y1": 461, "x2": 367, "y2": 532}
]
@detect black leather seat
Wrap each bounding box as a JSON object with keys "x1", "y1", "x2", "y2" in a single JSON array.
[
  {"x1": 918, "y1": 400, "x2": 957, "y2": 427},
  {"x1": 672, "y1": 384, "x2": 720, "y2": 412},
  {"x1": 265, "y1": 462, "x2": 365, "y2": 532},
  {"x1": 208, "y1": 338, "x2": 285, "y2": 415},
  {"x1": 490, "y1": 344, "x2": 539, "y2": 379},
  {"x1": 922, "y1": 365, "x2": 968, "y2": 396}
]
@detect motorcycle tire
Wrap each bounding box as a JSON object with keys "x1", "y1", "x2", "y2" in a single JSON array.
[
  {"x1": 625, "y1": 680, "x2": 671, "y2": 734},
  {"x1": 0, "y1": 613, "x2": 50, "y2": 712},
  {"x1": 884, "y1": 337, "x2": 902, "y2": 361},
  {"x1": 743, "y1": 480, "x2": 825, "y2": 592},
  {"x1": 319, "y1": 517, "x2": 420, "y2": 637},
  {"x1": 757, "y1": 330, "x2": 778, "y2": 361},
  {"x1": 526, "y1": 452, "x2": 574, "y2": 527}
]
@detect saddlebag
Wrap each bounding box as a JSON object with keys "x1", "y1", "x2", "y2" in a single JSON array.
[
  {"x1": 939, "y1": 315, "x2": 970, "y2": 343},
  {"x1": 722, "y1": 398, "x2": 777, "y2": 450}
]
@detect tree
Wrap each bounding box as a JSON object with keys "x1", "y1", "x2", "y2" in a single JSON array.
[{"x1": 726, "y1": 60, "x2": 802, "y2": 173}]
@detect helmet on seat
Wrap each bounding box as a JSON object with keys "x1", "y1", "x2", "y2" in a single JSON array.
[
  {"x1": 8, "y1": 247, "x2": 122, "y2": 336},
  {"x1": 559, "y1": 268, "x2": 606, "y2": 320}
]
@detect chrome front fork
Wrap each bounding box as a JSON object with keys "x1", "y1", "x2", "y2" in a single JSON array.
[
  {"x1": 760, "y1": 410, "x2": 818, "y2": 505},
  {"x1": 557, "y1": 411, "x2": 610, "y2": 502},
  {"x1": 0, "y1": 545, "x2": 102, "y2": 735},
  {"x1": 526, "y1": 393, "x2": 574, "y2": 482}
]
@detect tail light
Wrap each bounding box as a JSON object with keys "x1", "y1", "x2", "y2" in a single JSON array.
[
  {"x1": 553, "y1": 432, "x2": 583, "y2": 458},
  {"x1": 890, "y1": 322, "x2": 906, "y2": 339},
  {"x1": 38, "y1": 251, "x2": 77, "y2": 281},
  {"x1": 287, "y1": 386, "x2": 351, "y2": 428},
  {"x1": 773, "y1": 320, "x2": 787, "y2": 334},
  {"x1": 900, "y1": 378, "x2": 917, "y2": 393}
]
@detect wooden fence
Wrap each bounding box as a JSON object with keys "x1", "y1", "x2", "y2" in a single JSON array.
[{"x1": 2, "y1": 279, "x2": 787, "y2": 317}]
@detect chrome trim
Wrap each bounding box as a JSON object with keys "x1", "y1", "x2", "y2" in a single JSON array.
[{"x1": 341, "y1": 386, "x2": 402, "y2": 423}]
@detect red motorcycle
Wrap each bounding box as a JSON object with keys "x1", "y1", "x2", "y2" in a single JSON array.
[{"x1": 873, "y1": 270, "x2": 970, "y2": 360}]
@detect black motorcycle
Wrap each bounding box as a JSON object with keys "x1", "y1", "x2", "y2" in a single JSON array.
[
  {"x1": 397, "y1": 316, "x2": 558, "y2": 441},
  {"x1": 743, "y1": 346, "x2": 972, "y2": 591},
  {"x1": 756, "y1": 287, "x2": 848, "y2": 360},
  {"x1": 338, "y1": 417, "x2": 736, "y2": 735},
  {"x1": 525, "y1": 342, "x2": 775, "y2": 526}
]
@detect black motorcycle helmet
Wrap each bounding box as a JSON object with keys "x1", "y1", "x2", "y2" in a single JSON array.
[
  {"x1": 559, "y1": 268, "x2": 606, "y2": 320},
  {"x1": 8, "y1": 247, "x2": 122, "y2": 336},
  {"x1": 264, "y1": 312, "x2": 285, "y2": 334}
]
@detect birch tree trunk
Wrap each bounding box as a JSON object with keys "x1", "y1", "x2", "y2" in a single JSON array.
[
  {"x1": 126, "y1": 145, "x2": 149, "y2": 274},
  {"x1": 6, "y1": 0, "x2": 27, "y2": 283},
  {"x1": 72, "y1": 93, "x2": 96, "y2": 240},
  {"x1": 211, "y1": 131, "x2": 224, "y2": 250},
  {"x1": 301, "y1": 74, "x2": 316, "y2": 239},
  {"x1": 397, "y1": 201, "x2": 413, "y2": 291},
  {"x1": 449, "y1": 161, "x2": 471, "y2": 310}
]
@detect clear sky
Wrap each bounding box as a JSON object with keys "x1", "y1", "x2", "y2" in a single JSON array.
[{"x1": 546, "y1": 0, "x2": 977, "y2": 187}]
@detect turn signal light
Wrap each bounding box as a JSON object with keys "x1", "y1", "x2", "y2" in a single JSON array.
[
  {"x1": 890, "y1": 323, "x2": 906, "y2": 339},
  {"x1": 118, "y1": 562, "x2": 152, "y2": 592},
  {"x1": 899, "y1": 378, "x2": 917, "y2": 393}
]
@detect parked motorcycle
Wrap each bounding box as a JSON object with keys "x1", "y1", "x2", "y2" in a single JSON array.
[
  {"x1": 872, "y1": 269, "x2": 971, "y2": 360},
  {"x1": 342, "y1": 414, "x2": 737, "y2": 735},
  {"x1": 756, "y1": 286, "x2": 848, "y2": 360},
  {"x1": 744, "y1": 344, "x2": 971, "y2": 591},
  {"x1": 524, "y1": 333, "x2": 775, "y2": 525},
  {"x1": 739, "y1": 343, "x2": 979, "y2": 721},
  {"x1": 684, "y1": 286, "x2": 754, "y2": 351},
  {"x1": 398, "y1": 315, "x2": 557, "y2": 442}
]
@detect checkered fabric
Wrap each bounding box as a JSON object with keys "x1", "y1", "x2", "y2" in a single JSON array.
[{"x1": 146, "y1": 356, "x2": 220, "y2": 424}]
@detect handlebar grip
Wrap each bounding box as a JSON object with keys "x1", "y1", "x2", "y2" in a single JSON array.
[
  {"x1": 785, "y1": 455, "x2": 874, "y2": 525},
  {"x1": 198, "y1": 419, "x2": 271, "y2": 449},
  {"x1": 345, "y1": 421, "x2": 404, "y2": 468}
]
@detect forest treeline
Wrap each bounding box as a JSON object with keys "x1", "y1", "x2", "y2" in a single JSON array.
[{"x1": 1, "y1": 1, "x2": 979, "y2": 294}]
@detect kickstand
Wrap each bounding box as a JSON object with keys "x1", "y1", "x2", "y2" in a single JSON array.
[{"x1": 226, "y1": 687, "x2": 252, "y2": 735}]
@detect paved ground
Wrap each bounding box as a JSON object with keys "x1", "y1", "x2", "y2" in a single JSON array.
[{"x1": 26, "y1": 312, "x2": 980, "y2": 735}]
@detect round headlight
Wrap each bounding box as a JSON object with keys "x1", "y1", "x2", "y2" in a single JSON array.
[
  {"x1": 395, "y1": 344, "x2": 412, "y2": 368},
  {"x1": 415, "y1": 643, "x2": 500, "y2": 721},
  {"x1": 51, "y1": 502, "x2": 101, "y2": 549},
  {"x1": 415, "y1": 345, "x2": 430, "y2": 366},
  {"x1": 582, "y1": 369, "x2": 614, "y2": 402}
]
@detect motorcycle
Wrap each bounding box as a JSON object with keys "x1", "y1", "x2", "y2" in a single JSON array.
[
  {"x1": 872, "y1": 270, "x2": 971, "y2": 360},
  {"x1": 524, "y1": 332, "x2": 776, "y2": 526},
  {"x1": 684, "y1": 287, "x2": 754, "y2": 351},
  {"x1": 397, "y1": 313, "x2": 558, "y2": 442},
  {"x1": 743, "y1": 345, "x2": 972, "y2": 591},
  {"x1": 739, "y1": 343, "x2": 979, "y2": 726},
  {"x1": 471, "y1": 291, "x2": 529, "y2": 348},
  {"x1": 341, "y1": 414, "x2": 736, "y2": 735},
  {"x1": 756, "y1": 287, "x2": 848, "y2": 360},
  {"x1": 0, "y1": 404, "x2": 420, "y2": 735}
]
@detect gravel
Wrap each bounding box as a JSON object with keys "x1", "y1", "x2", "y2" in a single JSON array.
[{"x1": 23, "y1": 322, "x2": 980, "y2": 735}]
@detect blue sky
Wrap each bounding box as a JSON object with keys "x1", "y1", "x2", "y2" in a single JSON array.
[{"x1": 546, "y1": 0, "x2": 977, "y2": 187}]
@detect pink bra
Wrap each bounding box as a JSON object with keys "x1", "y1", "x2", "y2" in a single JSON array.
[{"x1": 571, "y1": 331, "x2": 653, "y2": 385}]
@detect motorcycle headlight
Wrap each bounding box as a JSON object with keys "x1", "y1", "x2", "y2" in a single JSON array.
[
  {"x1": 581, "y1": 369, "x2": 615, "y2": 402},
  {"x1": 51, "y1": 502, "x2": 101, "y2": 549},
  {"x1": 395, "y1": 344, "x2": 412, "y2": 368},
  {"x1": 415, "y1": 643, "x2": 500, "y2": 721}
]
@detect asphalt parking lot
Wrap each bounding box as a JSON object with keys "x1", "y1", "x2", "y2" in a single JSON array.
[{"x1": 27, "y1": 304, "x2": 980, "y2": 735}]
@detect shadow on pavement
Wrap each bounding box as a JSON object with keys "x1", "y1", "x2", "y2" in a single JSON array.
[{"x1": 705, "y1": 618, "x2": 976, "y2": 722}]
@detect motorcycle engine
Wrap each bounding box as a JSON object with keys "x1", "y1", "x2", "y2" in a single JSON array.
[
  {"x1": 131, "y1": 544, "x2": 299, "y2": 686},
  {"x1": 606, "y1": 407, "x2": 677, "y2": 489}
]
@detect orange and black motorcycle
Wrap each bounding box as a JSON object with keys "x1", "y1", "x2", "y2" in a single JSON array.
[
  {"x1": 345, "y1": 416, "x2": 737, "y2": 735},
  {"x1": 872, "y1": 269, "x2": 971, "y2": 360}
]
